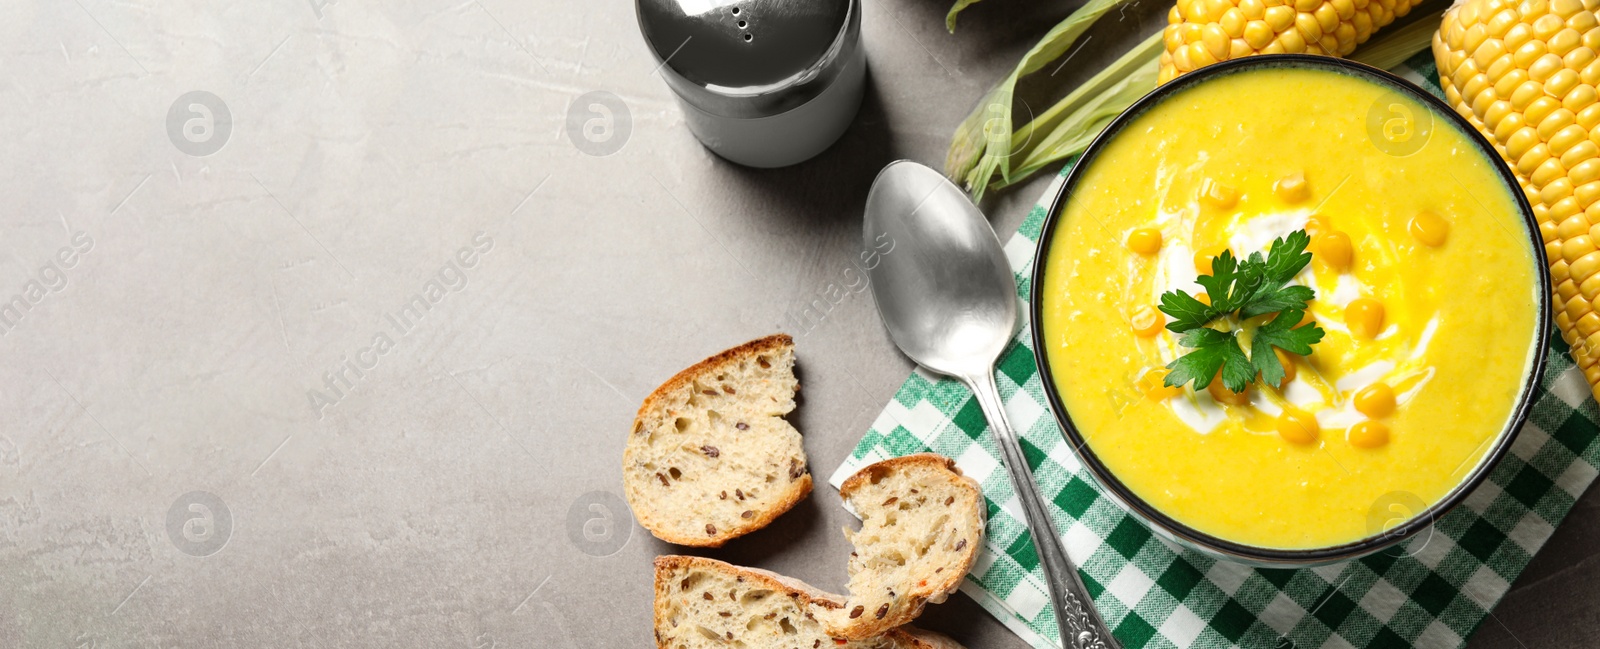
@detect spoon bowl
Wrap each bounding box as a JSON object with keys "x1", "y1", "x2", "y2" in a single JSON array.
[{"x1": 862, "y1": 160, "x2": 1015, "y2": 379}]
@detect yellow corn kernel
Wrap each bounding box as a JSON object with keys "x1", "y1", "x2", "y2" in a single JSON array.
[
  {"x1": 1296, "y1": 12, "x2": 1325, "y2": 44},
  {"x1": 1410, "y1": 211, "x2": 1451, "y2": 246},
  {"x1": 1240, "y1": 20, "x2": 1273, "y2": 49},
  {"x1": 1139, "y1": 369, "x2": 1186, "y2": 401},
  {"x1": 1201, "y1": 178, "x2": 1239, "y2": 209},
  {"x1": 1274, "y1": 171, "x2": 1311, "y2": 202},
  {"x1": 1265, "y1": 5, "x2": 1296, "y2": 31},
  {"x1": 1579, "y1": 311, "x2": 1600, "y2": 337},
  {"x1": 1203, "y1": 23, "x2": 1232, "y2": 58},
  {"x1": 1354, "y1": 382, "x2": 1397, "y2": 417},
  {"x1": 1279, "y1": 28, "x2": 1308, "y2": 52},
  {"x1": 1274, "y1": 348, "x2": 1299, "y2": 388},
  {"x1": 1573, "y1": 251, "x2": 1600, "y2": 282},
  {"x1": 1276, "y1": 408, "x2": 1320, "y2": 444},
  {"x1": 1130, "y1": 305, "x2": 1166, "y2": 337},
  {"x1": 1208, "y1": 378, "x2": 1252, "y2": 405},
  {"x1": 1565, "y1": 234, "x2": 1597, "y2": 262},
  {"x1": 1195, "y1": 247, "x2": 1228, "y2": 275},
  {"x1": 1221, "y1": 7, "x2": 1248, "y2": 35},
  {"x1": 1165, "y1": 26, "x2": 1186, "y2": 50},
  {"x1": 1348, "y1": 420, "x2": 1391, "y2": 448},
  {"x1": 1127, "y1": 227, "x2": 1163, "y2": 254},
  {"x1": 1537, "y1": 107, "x2": 1577, "y2": 139},
  {"x1": 1316, "y1": 230, "x2": 1354, "y2": 270},
  {"x1": 1303, "y1": 213, "x2": 1331, "y2": 237},
  {"x1": 1550, "y1": 124, "x2": 1589, "y2": 155},
  {"x1": 1564, "y1": 140, "x2": 1599, "y2": 168},
  {"x1": 1345, "y1": 298, "x2": 1386, "y2": 338}
]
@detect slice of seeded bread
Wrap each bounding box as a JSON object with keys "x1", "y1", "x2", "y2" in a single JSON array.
[
  {"x1": 817, "y1": 454, "x2": 985, "y2": 640},
  {"x1": 653, "y1": 555, "x2": 966, "y2": 649},
  {"x1": 624, "y1": 334, "x2": 812, "y2": 547}
]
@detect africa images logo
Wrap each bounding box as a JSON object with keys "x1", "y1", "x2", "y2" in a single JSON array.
[
  {"x1": 1, "y1": 231, "x2": 94, "y2": 337},
  {"x1": 166, "y1": 491, "x2": 233, "y2": 557},
  {"x1": 306, "y1": 231, "x2": 495, "y2": 418}
]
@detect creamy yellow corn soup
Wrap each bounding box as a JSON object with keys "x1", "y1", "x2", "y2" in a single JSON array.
[{"x1": 1038, "y1": 66, "x2": 1542, "y2": 550}]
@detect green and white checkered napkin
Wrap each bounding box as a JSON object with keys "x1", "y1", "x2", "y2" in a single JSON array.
[{"x1": 830, "y1": 51, "x2": 1600, "y2": 649}]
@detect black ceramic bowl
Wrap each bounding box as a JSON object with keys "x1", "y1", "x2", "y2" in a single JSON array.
[{"x1": 1028, "y1": 55, "x2": 1551, "y2": 566}]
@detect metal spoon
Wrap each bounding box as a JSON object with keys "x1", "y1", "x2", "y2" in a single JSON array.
[{"x1": 861, "y1": 161, "x2": 1119, "y2": 649}]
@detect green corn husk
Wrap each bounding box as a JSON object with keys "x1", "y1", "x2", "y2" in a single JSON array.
[
  {"x1": 946, "y1": 0, "x2": 987, "y2": 32},
  {"x1": 946, "y1": 5, "x2": 1445, "y2": 200},
  {"x1": 944, "y1": 0, "x2": 1141, "y2": 203},
  {"x1": 999, "y1": 32, "x2": 1162, "y2": 192}
]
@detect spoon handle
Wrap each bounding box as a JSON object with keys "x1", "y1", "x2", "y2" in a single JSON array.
[{"x1": 967, "y1": 370, "x2": 1120, "y2": 649}]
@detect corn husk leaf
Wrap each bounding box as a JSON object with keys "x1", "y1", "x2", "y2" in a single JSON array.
[
  {"x1": 946, "y1": 0, "x2": 987, "y2": 32},
  {"x1": 1002, "y1": 32, "x2": 1163, "y2": 188},
  {"x1": 948, "y1": 6, "x2": 1444, "y2": 199},
  {"x1": 944, "y1": 0, "x2": 1139, "y2": 202}
]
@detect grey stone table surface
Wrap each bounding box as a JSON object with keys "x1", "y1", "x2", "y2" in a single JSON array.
[{"x1": 2, "y1": 0, "x2": 1595, "y2": 647}]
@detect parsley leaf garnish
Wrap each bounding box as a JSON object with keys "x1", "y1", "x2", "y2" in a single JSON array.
[{"x1": 1158, "y1": 230, "x2": 1326, "y2": 393}]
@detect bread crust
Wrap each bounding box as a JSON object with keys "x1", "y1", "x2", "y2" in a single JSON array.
[
  {"x1": 827, "y1": 453, "x2": 986, "y2": 639},
  {"x1": 625, "y1": 334, "x2": 811, "y2": 547},
  {"x1": 631, "y1": 334, "x2": 795, "y2": 435},
  {"x1": 892, "y1": 628, "x2": 967, "y2": 649},
  {"x1": 652, "y1": 555, "x2": 845, "y2": 613},
  {"x1": 652, "y1": 556, "x2": 962, "y2": 649}
]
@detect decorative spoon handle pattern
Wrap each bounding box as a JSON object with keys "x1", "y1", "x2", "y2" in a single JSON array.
[{"x1": 967, "y1": 370, "x2": 1119, "y2": 649}]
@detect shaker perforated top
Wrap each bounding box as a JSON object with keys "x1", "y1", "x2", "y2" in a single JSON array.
[{"x1": 635, "y1": 0, "x2": 857, "y2": 118}]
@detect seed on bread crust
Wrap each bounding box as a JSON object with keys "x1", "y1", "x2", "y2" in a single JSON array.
[
  {"x1": 702, "y1": 445, "x2": 720, "y2": 458},
  {"x1": 706, "y1": 524, "x2": 717, "y2": 535},
  {"x1": 875, "y1": 604, "x2": 889, "y2": 619},
  {"x1": 742, "y1": 510, "x2": 754, "y2": 519},
  {"x1": 736, "y1": 422, "x2": 749, "y2": 430},
  {"x1": 848, "y1": 606, "x2": 864, "y2": 619}
]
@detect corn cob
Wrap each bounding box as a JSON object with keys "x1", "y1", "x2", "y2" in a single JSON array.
[
  {"x1": 1434, "y1": 0, "x2": 1600, "y2": 401},
  {"x1": 1159, "y1": 0, "x2": 1426, "y2": 83}
]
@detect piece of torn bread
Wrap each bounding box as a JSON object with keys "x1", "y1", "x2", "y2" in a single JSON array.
[
  {"x1": 624, "y1": 334, "x2": 811, "y2": 547},
  {"x1": 653, "y1": 555, "x2": 967, "y2": 649},
  {"x1": 816, "y1": 454, "x2": 985, "y2": 639}
]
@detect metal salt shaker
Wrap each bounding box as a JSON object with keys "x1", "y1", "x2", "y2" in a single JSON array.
[{"x1": 636, "y1": 0, "x2": 866, "y2": 168}]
